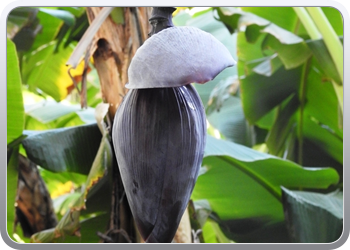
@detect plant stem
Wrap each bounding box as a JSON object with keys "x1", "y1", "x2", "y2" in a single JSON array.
[
  {"x1": 293, "y1": 7, "x2": 343, "y2": 114},
  {"x1": 332, "y1": 80, "x2": 344, "y2": 114},
  {"x1": 306, "y1": 7, "x2": 343, "y2": 83},
  {"x1": 293, "y1": 7, "x2": 322, "y2": 40},
  {"x1": 298, "y1": 58, "x2": 311, "y2": 165}
]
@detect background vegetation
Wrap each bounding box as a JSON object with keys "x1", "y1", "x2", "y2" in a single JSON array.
[{"x1": 7, "y1": 6, "x2": 343, "y2": 243}]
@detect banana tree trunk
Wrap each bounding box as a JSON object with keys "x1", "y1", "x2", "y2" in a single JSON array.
[{"x1": 86, "y1": 7, "x2": 150, "y2": 119}]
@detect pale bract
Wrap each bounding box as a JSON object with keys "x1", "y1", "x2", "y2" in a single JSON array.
[{"x1": 126, "y1": 26, "x2": 236, "y2": 89}]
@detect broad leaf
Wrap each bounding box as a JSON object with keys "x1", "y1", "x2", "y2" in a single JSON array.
[
  {"x1": 263, "y1": 35, "x2": 312, "y2": 69},
  {"x1": 240, "y1": 66, "x2": 301, "y2": 124},
  {"x1": 39, "y1": 8, "x2": 76, "y2": 26},
  {"x1": 266, "y1": 94, "x2": 299, "y2": 156},
  {"x1": 217, "y1": 7, "x2": 303, "y2": 44},
  {"x1": 304, "y1": 59, "x2": 342, "y2": 138},
  {"x1": 22, "y1": 123, "x2": 102, "y2": 174},
  {"x1": 307, "y1": 39, "x2": 342, "y2": 84},
  {"x1": 25, "y1": 100, "x2": 82, "y2": 124},
  {"x1": 217, "y1": 8, "x2": 311, "y2": 70},
  {"x1": 39, "y1": 169, "x2": 87, "y2": 199},
  {"x1": 192, "y1": 136, "x2": 339, "y2": 239},
  {"x1": 302, "y1": 116, "x2": 343, "y2": 164},
  {"x1": 282, "y1": 187, "x2": 343, "y2": 243},
  {"x1": 30, "y1": 10, "x2": 63, "y2": 51},
  {"x1": 31, "y1": 133, "x2": 112, "y2": 243},
  {"x1": 7, "y1": 38, "x2": 24, "y2": 145},
  {"x1": 207, "y1": 96, "x2": 254, "y2": 147},
  {"x1": 22, "y1": 40, "x2": 83, "y2": 101},
  {"x1": 240, "y1": 7, "x2": 298, "y2": 33}
]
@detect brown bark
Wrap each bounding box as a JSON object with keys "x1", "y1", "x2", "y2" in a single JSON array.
[
  {"x1": 86, "y1": 7, "x2": 151, "y2": 243},
  {"x1": 15, "y1": 155, "x2": 58, "y2": 237},
  {"x1": 86, "y1": 7, "x2": 151, "y2": 120}
]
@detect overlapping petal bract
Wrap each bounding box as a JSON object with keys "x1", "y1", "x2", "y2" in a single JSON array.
[{"x1": 112, "y1": 85, "x2": 206, "y2": 242}]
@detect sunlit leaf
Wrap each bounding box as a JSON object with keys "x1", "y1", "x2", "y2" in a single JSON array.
[
  {"x1": 217, "y1": 7, "x2": 303, "y2": 45},
  {"x1": 39, "y1": 8, "x2": 75, "y2": 26},
  {"x1": 25, "y1": 100, "x2": 81, "y2": 124},
  {"x1": 22, "y1": 40, "x2": 83, "y2": 101},
  {"x1": 263, "y1": 35, "x2": 312, "y2": 69},
  {"x1": 7, "y1": 38, "x2": 24, "y2": 145},
  {"x1": 39, "y1": 168, "x2": 86, "y2": 196},
  {"x1": 76, "y1": 108, "x2": 97, "y2": 124},
  {"x1": 217, "y1": 8, "x2": 311, "y2": 70},
  {"x1": 240, "y1": 7, "x2": 298, "y2": 32}
]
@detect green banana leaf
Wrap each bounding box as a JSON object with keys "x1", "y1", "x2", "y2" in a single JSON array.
[
  {"x1": 25, "y1": 100, "x2": 82, "y2": 124},
  {"x1": 38, "y1": 8, "x2": 76, "y2": 26},
  {"x1": 30, "y1": 9, "x2": 64, "y2": 52},
  {"x1": 7, "y1": 38, "x2": 24, "y2": 145},
  {"x1": 282, "y1": 187, "x2": 343, "y2": 243},
  {"x1": 31, "y1": 133, "x2": 112, "y2": 243},
  {"x1": 192, "y1": 136, "x2": 339, "y2": 242},
  {"x1": 215, "y1": 7, "x2": 342, "y2": 169},
  {"x1": 216, "y1": 7, "x2": 311, "y2": 70},
  {"x1": 307, "y1": 38, "x2": 342, "y2": 84},
  {"x1": 240, "y1": 66, "x2": 301, "y2": 124},
  {"x1": 266, "y1": 94, "x2": 299, "y2": 156},
  {"x1": 22, "y1": 123, "x2": 102, "y2": 174},
  {"x1": 207, "y1": 96, "x2": 254, "y2": 147},
  {"x1": 22, "y1": 40, "x2": 78, "y2": 101}
]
